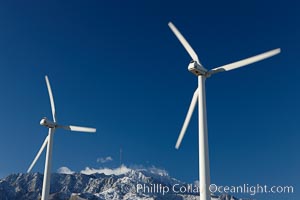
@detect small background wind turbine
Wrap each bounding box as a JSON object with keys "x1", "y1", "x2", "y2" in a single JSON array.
[
  {"x1": 168, "y1": 22, "x2": 280, "y2": 200},
  {"x1": 27, "y1": 75, "x2": 96, "y2": 200}
]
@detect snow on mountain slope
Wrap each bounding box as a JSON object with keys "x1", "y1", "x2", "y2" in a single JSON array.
[{"x1": 0, "y1": 166, "x2": 248, "y2": 200}]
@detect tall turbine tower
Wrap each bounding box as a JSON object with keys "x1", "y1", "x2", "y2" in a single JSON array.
[
  {"x1": 168, "y1": 22, "x2": 280, "y2": 200},
  {"x1": 27, "y1": 75, "x2": 96, "y2": 200}
]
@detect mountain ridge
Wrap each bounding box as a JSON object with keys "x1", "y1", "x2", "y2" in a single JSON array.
[{"x1": 0, "y1": 166, "x2": 247, "y2": 200}]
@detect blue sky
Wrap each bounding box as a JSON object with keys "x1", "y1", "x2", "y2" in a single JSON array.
[{"x1": 0, "y1": 1, "x2": 299, "y2": 199}]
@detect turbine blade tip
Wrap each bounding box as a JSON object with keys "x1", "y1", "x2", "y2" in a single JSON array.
[{"x1": 168, "y1": 22, "x2": 174, "y2": 28}]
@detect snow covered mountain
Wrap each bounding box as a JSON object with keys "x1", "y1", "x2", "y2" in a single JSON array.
[{"x1": 0, "y1": 166, "x2": 246, "y2": 200}]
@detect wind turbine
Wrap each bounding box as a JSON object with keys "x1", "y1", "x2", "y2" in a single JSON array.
[
  {"x1": 27, "y1": 75, "x2": 96, "y2": 200},
  {"x1": 168, "y1": 22, "x2": 280, "y2": 200}
]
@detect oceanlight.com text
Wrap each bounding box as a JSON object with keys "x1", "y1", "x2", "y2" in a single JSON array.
[
  {"x1": 210, "y1": 184, "x2": 294, "y2": 196},
  {"x1": 135, "y1": 183, "x2": 294, "y2": 196}
]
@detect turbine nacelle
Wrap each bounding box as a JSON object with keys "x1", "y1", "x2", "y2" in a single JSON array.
[
  {"x1": 40, "y1": 117, "x2": 56, "y2": 128},
  {"x1": 188, "y1": 60, "x2": 207, "y2": 76}
]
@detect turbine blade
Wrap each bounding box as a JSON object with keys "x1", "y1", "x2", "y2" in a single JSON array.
[
  {"x1": 45, "y1": 75, "x2": 57, "y2": 122},
  {"x1": 176, "y1": 88, "x2": 199, "y2": 149},
  {"x1": 168, "y1": 22, "x2": 200, "y2": 63},
  {"x1": 208, "y1": 48, "x2": 281, "y2": 75},
  {"x1": 59, "y1": 125, "x2": 96, "y2": 133},
  {"x1": 27, "y1": 135, "x2": 49, "y2": 173}
]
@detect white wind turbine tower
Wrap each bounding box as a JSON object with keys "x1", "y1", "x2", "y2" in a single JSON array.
[
  {"x1": 27, "y1": 75, "x2": 96, "y2": 200},
  {"x1": 168, "y1": 22, "x2": 280, "y2": 200}
]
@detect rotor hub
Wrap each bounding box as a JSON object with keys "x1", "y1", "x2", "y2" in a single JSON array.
[
  {"x1": 40, "y1": 117, "x2": 56, "y2": 128},
  {"x1": 188, "y1": 61, "x2": 207, "y2": 76}
]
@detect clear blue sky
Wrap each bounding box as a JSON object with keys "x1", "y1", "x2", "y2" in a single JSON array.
[{"x1": 0, "y1": 1, "x2": 299, "y2": 199}]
